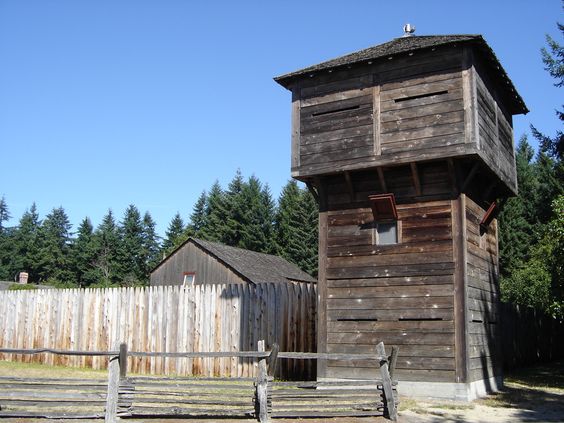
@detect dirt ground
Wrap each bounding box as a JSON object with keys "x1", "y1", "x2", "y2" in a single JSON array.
[{"x1": 1, "y1": 360, "x2": 563, "y2": 422}]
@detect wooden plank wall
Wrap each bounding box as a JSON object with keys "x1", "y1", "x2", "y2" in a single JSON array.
[
  {"x1": 379, "y1": 71, "x2": 465, "y2": 158},
  {"x1": 475, "y1": 72, "x2": 517, "y2": 192},
  {"x1": 465, "y1": 197, "x2": 502, "y2": 382},
  {"x1": 321, "y1": 169, "x2": 457, "y2": 382},
  {"x1": 0, "y1": 283, "x2": 317, "y2": 380},
  {"x1": 294, "y1": 47, "x2": 466, "y2": 177}
]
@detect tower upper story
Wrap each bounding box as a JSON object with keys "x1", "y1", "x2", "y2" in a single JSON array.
[{"x1": 275, "y1": 33, "x2": 527, "y2": 196}]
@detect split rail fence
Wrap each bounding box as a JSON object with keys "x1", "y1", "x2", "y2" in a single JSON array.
[
  {"x1": 0, "y1": 283, "x2": 316, "y2": 379},
  {"x1": 0, "y1": 342, "x2": 399, "y2": 421}
]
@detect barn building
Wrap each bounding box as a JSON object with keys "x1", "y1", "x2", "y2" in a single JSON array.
[
  {"x1": 150, "y1": 237, "x2": 316, "y2": 286},
  {"x1": 275, "y1": 30, "x2": 527, "y2": 400}
]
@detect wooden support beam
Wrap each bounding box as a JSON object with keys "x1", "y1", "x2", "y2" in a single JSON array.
[
  {"x1": 377, "y1": 168, "x2": 387, "y2": 193},
  {"x1": 410, "y1": 163, "x2": 421, "y2": 196},
  {"x1": 461, "y1": 162, "x2": 480, "y2": 193},
  {"x1": 447, "y1": 159, "x2": 458, "y2": 195},
  {"x1": 315, "y1": 177, "x2": 328, "y2": 211},
  {"x1": 305, "y1": 181, "x2": 319, "y2": 203},
  {"x1": 482, "y1": 180, "x2": 498, "y2": 203},
  {"x1": 344, "y1": 171, "x2": 355, "y2": 202}
]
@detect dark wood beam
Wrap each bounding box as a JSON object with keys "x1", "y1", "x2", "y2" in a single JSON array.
[
  {"x1": 482, "y1": 180, "x2": 498, "y2": 203},
  {"x1": 315, "y1": 177, "x2": 328, "y2": 211},
  {"x1": 377, "y1": 167, "x2": 387, "y2": 193},
  {"x1": 410, "y1": 163, "x2": 422, "y2": 196},
  {"x1": 305, "y1": 181, "x2": 319, "y2": 203},
  {"x1": 461, "y1": 162, "x2": 480, "y2": 193},
  {"x1": 447, "y1": 158, "x2": 458, "y2": 195},
  {"x1": 344, "y1": 171, "x2": 355, "y2": 202}
]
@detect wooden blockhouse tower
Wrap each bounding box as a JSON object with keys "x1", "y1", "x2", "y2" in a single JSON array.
[{"x1": 275, "y1": 33, "x2": 527, "y2": 400}]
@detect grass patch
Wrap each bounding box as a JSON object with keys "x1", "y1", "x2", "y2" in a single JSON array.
[{"x1": 0, "y1": 359, "x2": 108, "y2": 379}]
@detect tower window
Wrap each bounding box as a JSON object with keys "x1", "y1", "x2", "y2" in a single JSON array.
[{"x1": 376, "y1": 222, "x2": 398, "y2": 245}]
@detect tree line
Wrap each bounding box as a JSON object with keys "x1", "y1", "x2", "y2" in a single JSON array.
[
  {"x1": 498, "y1": 23, "x2": 564, "y2": 318},
  {"x1": 0, "y1": 174, "x2": 317, "y2": 287}
]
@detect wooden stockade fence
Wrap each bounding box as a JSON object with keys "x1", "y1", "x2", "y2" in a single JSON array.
[
  {"x1": 0, "y1": 283, "x2": 316, "y2": 379},
  {"x1": 0, "y1": 342, "x2": 399, "y2": 422}
]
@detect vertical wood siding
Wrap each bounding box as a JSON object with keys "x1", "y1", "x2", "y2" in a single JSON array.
[
  {"x1": 0, "y1": 283, "x2": 317, "y2": 380},
  {"x1": 150, "y1": 243, "x2": 248, "y2": 286}
]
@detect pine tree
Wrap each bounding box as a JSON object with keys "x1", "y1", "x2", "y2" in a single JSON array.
[
  {"x1": 119, "y1": 205, "x2": 145, "y2": 285},
  {"x1": 36, "y1": 206, "x2": 73, "y2": 284},
  {"x1": 498, "y1": 137, "x2": 538, "y2": 276},
  {"x1": 92, "y1": 210, "x2": 121, "y2": 286},
  {"x1": 141, "y1": 211, "x2": 160, "y2": 282},
  {"x1": 531, "y1": 22, "x2": 564, "y2": 161},
  {"x1": 162, "y1": 213, "x2": 186, "y2": 255},
  {"x1": 199, "y1": 181, "x2": 228, "y2": 242},
  {"x1": 71, "y1": 217, "x2": 98, "y2": 287},
  {"x1": 0, "y1": 195, "x2": 11, "y2": 234},
  {"x1": 0, "y1": 196, "x2": 13, "y2": 279},
  {"x1": 11, "y1": 203, "x2": 41, "y2": 282},
  {"x1": 187, "y1": 191, "x2": 208, "y2": 237},
  {"x1": 223, "y1": 169, "x2": 246, "y2": 247},
  {"x1": 239, "y1": 175, "x2": 270, "y2": 252},
  {"x1": 275, "y1": 181, "x2": 319, "y2": 276}
]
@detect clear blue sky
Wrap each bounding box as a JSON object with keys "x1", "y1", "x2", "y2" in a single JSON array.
[{"x1": 0, "y1": 0, "x2": 562, "y2": 236}]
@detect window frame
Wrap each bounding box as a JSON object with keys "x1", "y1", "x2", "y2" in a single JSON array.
[{"x1": 182, "y1": 272, "x2": 196, "y2": 286}]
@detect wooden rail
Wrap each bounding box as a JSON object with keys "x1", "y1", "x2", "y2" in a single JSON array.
[{"x1": 0, "y1": 341, "x2": 398, "y2": 422}]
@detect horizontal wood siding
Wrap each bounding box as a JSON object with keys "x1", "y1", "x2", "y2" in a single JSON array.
[
  {"x1": 293, "y1": 49, "x2": 472, "y2": 178},
  {"x1": 465, "y1": 197, "x2": 502, "y2": 382},
  {"x1": 299, "y1": 83, "x2": 374, "y2": 169},
  {"x1": 150, "y1": 243, "x2": 247, "y2": 286},
  {"x1": 380, "y1": 71, "x2": 465, "y2": 159},
  {"x1": 321, "y1": 169, "x2": 456, "y2": 382},
  {"x1": 475, "y1": 72, "x2": 517, "y2": 192},
  {"x1": 0, "y1": 284, "x2": 317, "y2": 380}
]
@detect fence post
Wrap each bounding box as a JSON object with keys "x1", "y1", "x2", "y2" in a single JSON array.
[
  {"x1": 105, "y1": 345, "x2": 121, "y2": 423},
  {"x1": 388, "y1": 346, "x2": 399, "y2": 380},
  {"x1": 376, "y1": 342, "x2": 397, "y2": 421},
  {"x1": 256, "y1": 340, "x2": 269, "y2": 423},
  {"x1": 119, "y1": 343, "x2": 128, "y2": 379},
  {"x1": 267, "y1": 343, "x2": 279, "y2": 378}
]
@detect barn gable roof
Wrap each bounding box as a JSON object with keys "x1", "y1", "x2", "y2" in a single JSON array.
[
  {"x1": 152, "y1": 237, "x2": 316, "y2": 284},
  {"x1": 275, "y1": 34, "x2": 527, "y2": 115}
]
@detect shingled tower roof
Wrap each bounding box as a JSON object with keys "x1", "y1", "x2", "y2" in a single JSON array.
[{"x1": 275, "y1": 34, "x2": 527, "y2": 115}]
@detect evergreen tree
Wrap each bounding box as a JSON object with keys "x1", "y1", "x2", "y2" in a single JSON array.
[
  {"x1": 498, "y1": 137, "x2": 538, "y2": 276},
  {"x1": 141, "y1": 211, "x2": 160, "y2": 281},
  {"x1": 187, "y1": 191, "x2": 208, "y2": 237},
  {"x1": 162, "y1": 212, "x2": 186, "y2": 254},
  {"x1": 36, "y1": 206, "x2": 73, "y2": 284},
  {"x1": 119, "y1": 205, "x2": 145, "y2": 285},
  {"x1": 275, "y1": 181, "x2": 319, "y2": 276},
  {"x1": 198, "y1": 181, "x2": 228, "y2": 242},
  {"x1": 223, "y1": 169, "x2": 246, "y2": 246},
  {"x1": 92, "y1": 210, "x2": 121, "y2": 286},
  {"x1": 11, "y1": 203, "x2": 41, "y2": 282},
  {"x1": 0, "y1": 196, "x2": 12, "y2": 279},
  {"x1": 0, "y1": 195, "x2": 11, "y2": 233},
  {"x1": 239, "y1": 175, "x2": 272, "y2": 252},
  {"x1": 71, "y1": 217, "x2": 98, "y2": 287},
  {"x1": 531, "y1": 22, "x2": 564, "y2": 161}
]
